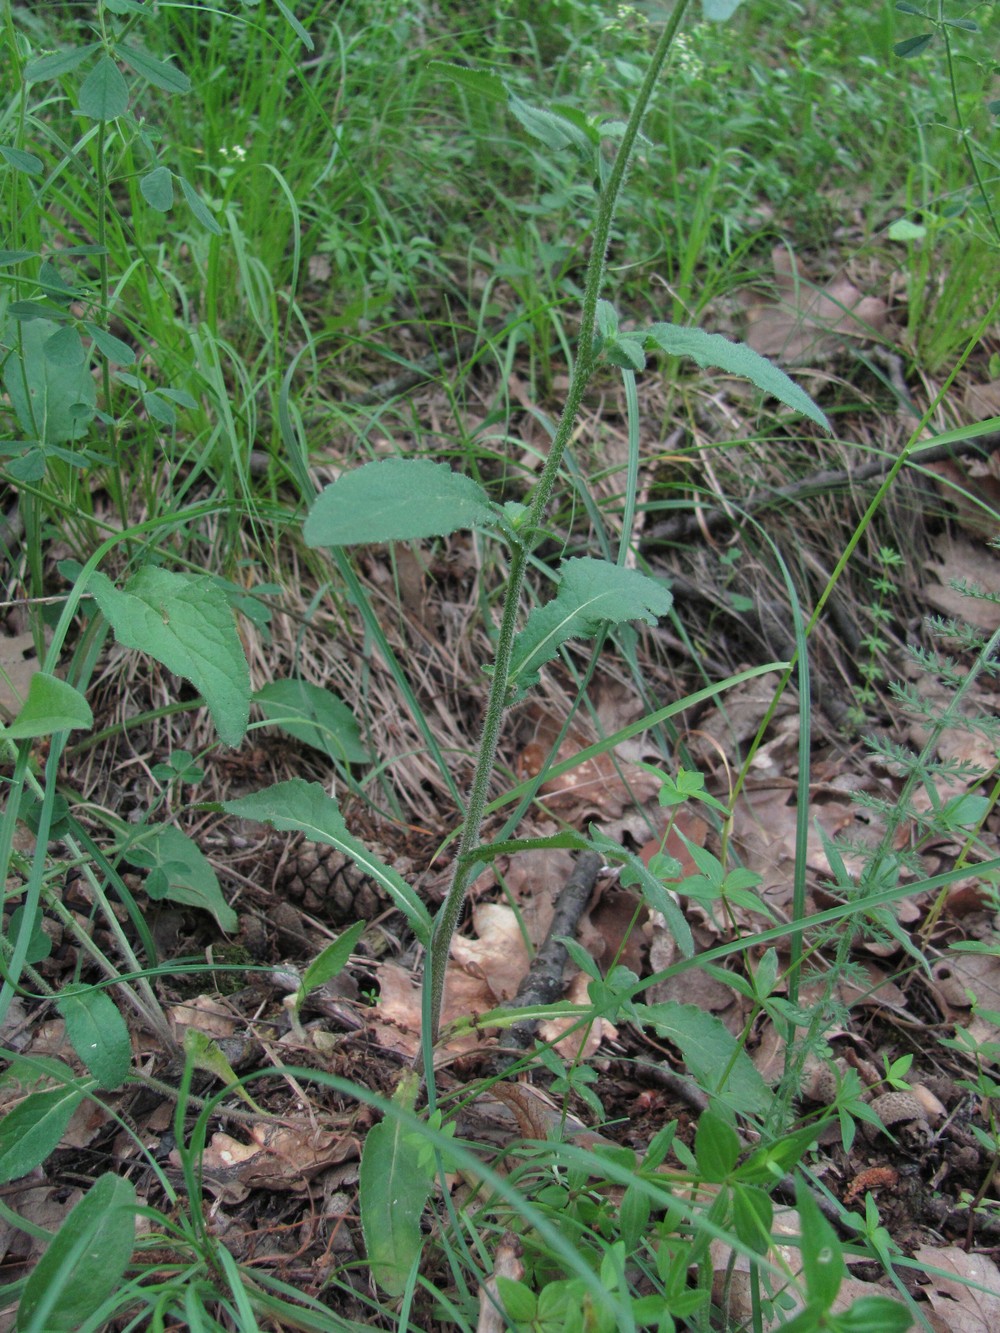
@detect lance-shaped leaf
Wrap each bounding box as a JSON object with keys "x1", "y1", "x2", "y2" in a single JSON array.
[
  {"x1": 89, "y1": 567, "x2": 250, "y2": 747},
  {"x1": 224, "y1": 780, "x2": 432, "y2": 942},
  {"x1": 18, "y1": 1173, "x2": 136, "y2": 1332},
  {"x1": 645, "y1": 322, "x2": 831, "y2": 431},
  {"x1": 359, "y1": 1070, "x2": 433, "y2": 1297},
  {"x1": 509, "y1": 558, "x2": 671, "y2": 700},
  {"x1": 633, "y1": 1001, "x2": 771, "y2": 1120},
  {"x1": 304, "y1": 457, "x2": 497, "y2": 546}
]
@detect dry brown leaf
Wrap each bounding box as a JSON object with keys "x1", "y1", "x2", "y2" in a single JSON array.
[
  {"x1": 579, "y1": 881, "x2": 647, "y2": 975},
  {"x1": 499, "y1": 845, "x2": 576, "y2": 948},
  {"x1": 915, "y1": 1245, "x2": 1000, "y2": 1333},
  {"x1": 450, "y1": 903, "x2": 532, "y2": 1004},
  {"x1": 743, "y1": 247, "x2": 888, "y2": 365},
  {"x1": 925, "y1": 454, "x2": 1000, "y2": 542},
  {"x1": 187, "y1": 1124, "x2": 357, "y2": 1204},
  {"x1": 929, "y1": 950, "x2": 1000, "y2": 1022},
  {"x1": 964, "y1": 380, "x2": 1000, "y2": 420},
  {"x1": 924, "y1": 534, "x2": 1000, "y2": 632},
  {"x1": 519, "y1": 734, "x2": 660, "y2": 821},
  {"x1": 167, "y1": 994, "x2": 238, "y2": 1042},
  {"x1": 538, "y1": 970, "x2": 616, "y2": 1059}
]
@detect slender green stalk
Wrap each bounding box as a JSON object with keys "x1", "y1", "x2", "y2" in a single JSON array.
[{"x1": 422, "y1": 0, "x2": 694, "y2": 1051}]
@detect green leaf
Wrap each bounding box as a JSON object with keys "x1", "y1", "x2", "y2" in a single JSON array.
[
  {"x1": 0, "y1": 1086, "x2": 84, "y2": 1184},
  {"x1": 736, "y1": 1124, "x2": 821, "y2": 1184},
  {"x1": 255, "y1": 680, "x2": 369, "y2": 764},
  {"x1": 633, "y1": 1001, "x2": 771, "y2": 1118},
  {"x1": 273, "y1": 0, "x2": 315, "y2": 49},
  {"x1": 181, "y1": 1028, "x2": 266, "y2": 1112},
  {"x1": 42, "y1": 325, "x2": 85, "y2": 368},
  {"x1": 118, "y1": 44, "x2": 190, "y2": 94},
  {"x1": 0, "y1": 146, "x2": 43, "y2": 175},
  {"x1": 304, "y1": 458, "x2": 496, "y2": 547},
  {"x1": 24, "y1": 44, "x2": 100, "y2": 82},
  {"x1": 796, "y1": 1177, "x2": 845, "y2": 1309},
  {"x1": 359, "y1": 1070, "x2": 432, "y2": 1296},
  {"x1": 887, "y1": 218, "x2": 926, "y2": 242},
  {"x1": 508, "y1": 94, "x2": 594, "y2": 152},
  {"x1": 4, "y1": 672, "x2": 92, "y2": 738},
  {"x1": 77, "y1": 55, "x2": 129, "y2": 120},
  {"x1": 645, "y1": 323, "x2": 831, "y2": 430},
  {"x1": 495, "y1": 1277, "x2": 537, "y2": 1323},
  {"x1": 140, "y1": 165, "x2": 174, "y2": 212},
  {"x1": 8, "y1": 906, "x2": 52, "y2": 964},
  {"x1": 894, "y1": 32, "x2": 935, "y2": 57},
  {"x1": 428, "y1": 60, "x2": 507, "y2": 104},
  {"x1": 586, "y1": 827, "x2": 694, "y2": 958},
  {"x1": 732, "y1": 1184, "x2": 773, "y2": 1255},
  {"x1": 56, "y1": 985, "x2": 131, "y2": 1089},
  {"x1": 835, "y1": 1295, "x2": 914, "y2": 1333},
  {"x1": 703, "y1": 0, "x2": 744, "y2": 18},
  {"x1": 17, "y1": 1173, "x2": 136, "y2": 1333},
  {"x1": 142, "y1": 389, "x2": 177, "y2": 426},
  {"x1": 2, "y1": 316, "x2": 96, "y2": 445},
  {"x1": 694, "y1": 1110, "x2": 740, "y2": 1181},
  {"x1": 224, "y1": 780, "x2": 431, "y2": 942},
  {"x1": 509, "y1": 558, "x2": 671, "y2": 699},
  {"x1": 295, "y1": 920, "x2": 367, "y2": 1015},
  {"x1": 89, "y1": 566, "x2": 250, "y2": 747},
  {"x1": 178, "y1": 174, "x2": 222, "y2": 235},
  {"x1": 125, "y1": 823, "x2": 237, "y2": 933},
  {"x1": 85, "y1": 323, "x2": 135, "y2": 365}
]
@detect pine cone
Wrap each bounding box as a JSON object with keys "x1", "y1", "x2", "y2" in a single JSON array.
[{"x1": 279, "y1": 836, "x2": 388, "y2": 925}]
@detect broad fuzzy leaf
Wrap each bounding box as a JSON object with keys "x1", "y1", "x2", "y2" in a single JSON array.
[
  {"x1": 645, "y1": 322, "x2": 831, "y2": 430},
  {"x1": 5, "y1": 672, "x2": 92, "y2": 738},
  {"x1": 17, "y1": 1173, "x2": 136, "y2": 1332},
  {"x1": 428, "y1": 60, "x2": 507, "y2": 103},
  {"x1": 359, "y1": 1071, "x2": 432, "y2": 1297},
  {"x1": 224, "y1": 780, "x2": 431, "y2": 941},
  {"x1": 89, "y1": 566, "x2": 250, "y2": 747},
  {"x1": 633, "y1": 1001, "x2": 770, "y2": 1119},
  {"x1": 3, "y1": 317, "x2": 96, "y2": 446},
  {"x1": 0, "y1": 1086, "x2": 84, "y2": 1184},
  {"x1": 509, "y1": 558, "x2": 671, "y2": 699},
  {"x1": 255, "y1": 679, "x2": 368, "y2": 764},
  {"x1": 305, "y1": 457, "x2": 497, "y2": 547},
  {"x1": 125, "y1": 823, "x2": 237, "y2": 933},
  {"x1": 56, "y1": 985, "x2": 131, "y2": 1089}
]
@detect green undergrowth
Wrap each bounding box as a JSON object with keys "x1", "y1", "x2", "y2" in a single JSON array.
[{"x1": 1, "y1": 0, "x2": 999, "y2": 1329}]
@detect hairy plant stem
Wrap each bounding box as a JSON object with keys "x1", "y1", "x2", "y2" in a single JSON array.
[{"x1": 422, "y1": 0, "x2": 693, "y2": 1055}]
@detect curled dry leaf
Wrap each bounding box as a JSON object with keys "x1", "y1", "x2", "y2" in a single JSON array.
[
  {"x1": 167, "y1": 994, "x2": 238, "y2": 1042},
  {"x1": 372, "y1": 905, "x2": 531, "y2": 1056},
  {"x1": 185, "y1": 1124, "x2": 358, "y2": 1204}
]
